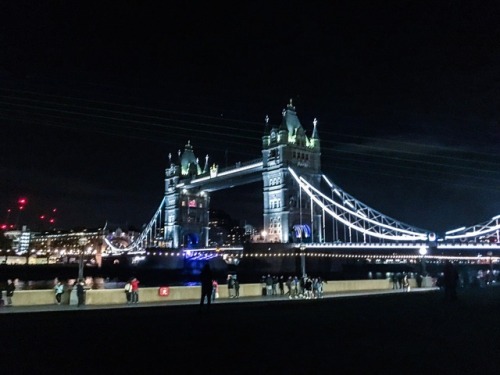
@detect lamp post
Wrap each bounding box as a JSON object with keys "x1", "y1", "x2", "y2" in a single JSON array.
[
  {"x1": 418, "y1": 246, "x2": 428, "y2": 288},
  {"x1": 419, "y1": 246, "x2": 428, "y2": 276},
  {"x1": 78, "y1": 237, "x2": 88, "y2": 280},
  {"x1": 487, "y1": 251, "x2": 493, "y2": 285},
  {"x1": 299, "y1": 245, "x2": 306, "y2": 277}
]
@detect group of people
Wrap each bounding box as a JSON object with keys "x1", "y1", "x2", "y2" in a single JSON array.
[
  {"x1": 50, "y1": 277, "x2": 141, "y2": 306},
  {"x1": 262, "y1": 274, "x2": 325, "y2": 300},
  {"x1": 50, "y1": 279, "x2": 86, "y2": 306},
  {"x1": 124, "y1": 277, "x2": 140, "y2": 304},
  {"x1": 200, "y1": 265, "x2": 236, "y2": 311},
  {"x1": 391, "y1": 273, "x2": 411, "y2": 292}
]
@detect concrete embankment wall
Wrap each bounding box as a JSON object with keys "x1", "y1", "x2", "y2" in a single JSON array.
[{"x1": 2, "y1": 278, "x2": 432, "y2": 306}]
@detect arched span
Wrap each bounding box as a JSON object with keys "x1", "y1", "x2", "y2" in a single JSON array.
[{"x1": 289, "y1": 167, "x2": 430, "y2": 241}]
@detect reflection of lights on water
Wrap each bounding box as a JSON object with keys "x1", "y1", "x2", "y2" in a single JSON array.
[{"x1": 131, "y1": 256, "x2": 146, "y2": 265}]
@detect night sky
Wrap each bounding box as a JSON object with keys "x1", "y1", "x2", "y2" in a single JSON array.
[{"x1": 1, "y1": 1, "x2": 499, "y2": 235}]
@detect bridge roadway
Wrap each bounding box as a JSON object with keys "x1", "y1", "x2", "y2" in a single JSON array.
[{"x1": 2, "y1": 285, "x2": 499, "y2": 374}]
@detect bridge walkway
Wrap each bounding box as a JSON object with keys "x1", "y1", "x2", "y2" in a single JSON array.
[{"x1": 0, "y1": 286, "x2": 438, "y2": 314}]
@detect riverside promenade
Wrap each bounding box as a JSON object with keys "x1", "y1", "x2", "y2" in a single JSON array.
[{"x1": 1, "y1": 286, "x2": 499, "y2": 374}]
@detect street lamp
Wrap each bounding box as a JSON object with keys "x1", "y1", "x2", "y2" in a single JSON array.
[
  {"x1": 78, "y1": 237, "x2": 88, "y2": 280},
  {"x1": 261, "y1": 230, "x2": 267, "y2": 243}
]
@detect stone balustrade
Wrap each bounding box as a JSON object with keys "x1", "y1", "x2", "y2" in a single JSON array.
[{"x1": 0, "y1": 277, "x2": 434, "y2": 307}]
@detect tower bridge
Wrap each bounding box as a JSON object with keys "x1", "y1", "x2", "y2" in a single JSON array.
[{"x1": 105, "y1": 100, "x2": 500, "y2": 257}]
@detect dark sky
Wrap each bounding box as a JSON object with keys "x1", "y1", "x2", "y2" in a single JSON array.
[{"x1": 1, "y1": 1, "x2": 499, "y2": 235}]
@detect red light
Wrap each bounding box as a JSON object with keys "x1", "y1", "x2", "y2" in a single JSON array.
[
  {"x1": 1, "y1": 224, "x2": 7, "y2": 230},
  {"x1": 52, "y1": 208, "x2": 57, "y2": 213},
  {"x1": 19, "y1": 206, "x2": 24, "y2": 211},
  {"x1": 18, "y1": 198, "x2": 27, "y2": 205},
  {"x1": 49, "y1": 219, "x2": 55, "y2": 224},
  {"x1": 40, "y1": 215, "x2": 46, "y2": 220}
]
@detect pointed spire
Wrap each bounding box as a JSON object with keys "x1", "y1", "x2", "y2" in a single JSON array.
[
  {"x1": 264, "y1": 114, "x2": 270, "y2": 135},
  {"x1": 312, "y1": 118, "x2": 319, "y2": 139},
  {"x1": 279, "y1": 107, "x2": 288, "y2": 131},
  {"x1": 203, "y1": 154, "x2": 209, "y2": 173}
]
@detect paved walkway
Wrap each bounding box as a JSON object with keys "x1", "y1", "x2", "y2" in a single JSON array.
[
  {"x1": 3, "y1": 285, "x2": 500, "y2": 374},
  {"x1": 0, "y1": 286, "x2": 438, "y2": 314}
]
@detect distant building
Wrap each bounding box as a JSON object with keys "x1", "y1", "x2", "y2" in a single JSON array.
[{"x1": 208, "y1": 209, "x2": 251, "y2": 246}]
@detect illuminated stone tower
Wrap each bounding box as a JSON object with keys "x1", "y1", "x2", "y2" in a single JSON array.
[
  {"x1": 262, "y1": 100, "x2": 322, "y2": 243},
  {"x1": 164, "y1": 141, "x2": 210, "y2": 249}
]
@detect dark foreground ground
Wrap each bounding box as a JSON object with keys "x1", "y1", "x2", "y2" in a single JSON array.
[{"x1": 1, "y1": 287, "x2": 500, "y2": 374}]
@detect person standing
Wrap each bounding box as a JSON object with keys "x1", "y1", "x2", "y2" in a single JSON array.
[
  {"x1": 402, "y1": 274, "x2": 410, "y2": 292},
  {"x1": 278, "y1": 275, "x2": 285, "y2": 295},
  {"x1": 265, "y1": 274, "x2": 273, "y2": 297},
  {"x1": 199, "y1": 263, "x2": 213, "y2": 311},
  {"x1": 227, "y1": 274, "x2": 235, "y2": 298},
  {"x1": 76, "y1": 279, "x2": 85, "y2": 307},
  {"x1": 234, "y1": 276, "x2": 240, "y2": 298},
  {"x1": 130, "y1": 277, "x2": 140, "y2": 303},
  {"x1": 54, "y1": 281, "x2": 64, "y2": 305},
  {"x1": 391, "y1": 274, "x2": 398, "y2": 289},
  {"x1": 6, "y1": 279, "x2": 15, "y2": 306},
  {"x1": 286, "y1": 276, "x2": 292, "y2": 297},
  {"x1": 124, "y1": 279, "x2": 132, "y2": 304},
  {"x1": 211, "y1": 279, "x2": 219, "y2": 302}
]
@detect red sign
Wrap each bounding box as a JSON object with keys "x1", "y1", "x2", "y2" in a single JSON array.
[{"x1": 158, "y1": 286, "x2": 170, "y2": 297}]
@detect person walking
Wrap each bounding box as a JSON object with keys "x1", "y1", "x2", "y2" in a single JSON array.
[
  {"x1": 54, "y1": 281, "x2": 64, "y2": 305},
  {"x1": 76, "y1": 279, "x2": 85, "y2": 307},
  {"x1": 199, "y1": 263, "x2": 213, "y2": 311},
  {"x1": 6, "y1": 279, "x2": 15, "y2": 306},
  {"x1": 130, "y1": 277, "x2": 140, "y2": 303}
]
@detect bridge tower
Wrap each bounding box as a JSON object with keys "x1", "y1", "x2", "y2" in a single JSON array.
[
  {"x1": 262, "y1": 100, "x2": 322, "y2": 243},
  {"x1": 164, "y1": 141, "x2": 210, "y2": 249}
]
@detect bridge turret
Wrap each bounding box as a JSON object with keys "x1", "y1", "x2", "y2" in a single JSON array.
[
  {"x1": 180, "y1": 140, "x2": 202, "y2": 176},
  {"x1": 262, "y1": 100, "x2": 322, "y2": 244},
  {"x1": 164, "y1": 141, "x2": 211, "y2": 249}
]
